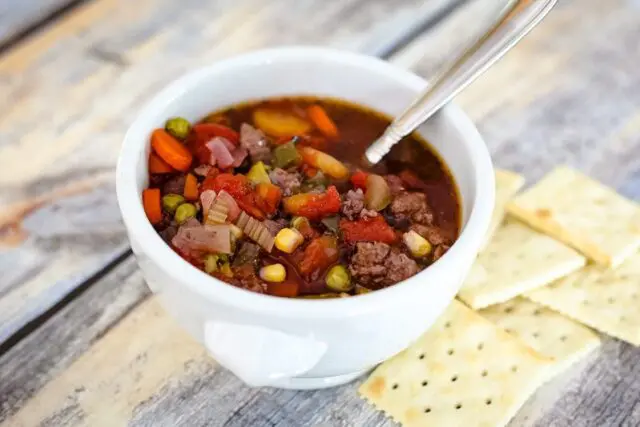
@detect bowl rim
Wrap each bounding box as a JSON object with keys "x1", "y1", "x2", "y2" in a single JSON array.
[{"x1": 116, "y1": 46, "x2": 494, "y2": 318}]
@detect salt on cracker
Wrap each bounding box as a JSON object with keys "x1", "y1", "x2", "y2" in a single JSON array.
[
  {"x1": 458, "y1": 218, "x2": 586, "y2": 309},
  {"x1": 507, "y1": 166, "x2": 640, "y2": 267},
  {"x1": 480, "y1": 298, "x2": 600, "y2": 374},
  {"x1": 482, "y1": 169, "x2": 525, "y2": 249},
  {"x1": 359, "y1": 300, "x2": 552, "y2": 427},
  {"x1": 527, "y1": 251, "x2": 640, "y2": 346}
]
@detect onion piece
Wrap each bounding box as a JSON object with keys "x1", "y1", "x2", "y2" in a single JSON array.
[
  {"x1": 206, "y1": 137, "x2": 235, "y2": 168},
  {"x1": 172, "y1": 222, "x2": 232, "y2": 255},
  {"x1": 231, "y1": 146, "x2": 248, "y2": 167}
]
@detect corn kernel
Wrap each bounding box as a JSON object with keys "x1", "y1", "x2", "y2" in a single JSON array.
[
  {"x1": 259, "y1": 263, "x2": 286, "y2": 282},
  {"x1": 275, "y1": 228, "x2": 304, "y2": 253},
  {"x1": 403, "y1": 230, "x2": 432, "y2": 258}
]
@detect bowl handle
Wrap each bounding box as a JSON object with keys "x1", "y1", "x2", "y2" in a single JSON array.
[{"x1": 204, "y1": 321, "x2": 327, "y2": 387}]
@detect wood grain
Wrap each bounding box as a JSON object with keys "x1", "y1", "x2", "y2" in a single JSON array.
[
  {"x1": 0, "y1": 0, "x2": 79, "y2": 47},
  {"x1": 3, "y1": 0, "x2": 640, "y2": 426},
  {"x1": 0, "y1": 0, "x2": 459, "y2": 345}
]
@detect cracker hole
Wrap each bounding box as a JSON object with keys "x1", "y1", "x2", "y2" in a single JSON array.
[
  {"x1": 511, "y1": 365, "x2": 518, "y2": 373},
  {"x1": 620, "y1": 274, "x2": 629, "y2": 281},
  {"x1": 419, "y1": 353, "x2": 425, "y2": 360},
  {"x1": 607, "y1": 297, "x2": 615, "y2": 304},
  {"x1": 477, "y1": 342, "x2": 484, "y2": 351},
  {"x1": 485, "y1": 398, "x2": 492, "y2": 405},
  {"x1": 444, "y1": 321, "x2": 452, "y2": 328},
  {"x1": 532, "y1": 332, "x2": 540, "y2": 338},
  {"x1": 447, "y1": 349, "x2": 454, "y2": 356},
  {"x1": 481, "y1": 370, "x2": 488, "y2": 377},
  {"x1": 422, "y1": 380, "x2": 428, "y2": 387},
  {"x1": 533, "y1": 309, "x2": 542, "y2": 316},
  {"x1": 424, "y1": 407, "x2": 431, "y2": 414},
  {"x1": 582, "y1": 300, "x2": 590, "y2": 306},
  {"x1": 455, "y1": 403, "x2": 462, "y2": 410},
  {"x1": 632, "y1": 293, "x2": 638, "y2": 300},
  {"x1": 504, "y1": 307, "x2": 514, "y2": 314},
  {"x1": 621, "y1": 316, "x2": 627, "y2": 322},
  {"x1": 505, "y1": 328, "x2": 513, "y2": 334},
  {"x1": 392, "y1": 383, "x2": 399, "y2": 390},
  {"x1": 560, "y1": 335, "x2": 568, "y2": 342},
  {"x1": 451, "y1": 375, "x2": 458, "y2": 382}
]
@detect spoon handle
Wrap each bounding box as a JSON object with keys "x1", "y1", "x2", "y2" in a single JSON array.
[{"x1": 365, "y1": 0, "x2": 558, "y2": 164}]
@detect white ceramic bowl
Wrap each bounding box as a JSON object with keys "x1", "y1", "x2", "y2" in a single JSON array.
[{"x1": 116, "y1": 47, "x2": 494, "y2": 390}]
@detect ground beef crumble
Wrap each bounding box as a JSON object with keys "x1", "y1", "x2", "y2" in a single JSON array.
[
  {"x1": 390, "y1": 191, "x2": 434, "y2": 225},
  {"x1": 349, "y1": 242, "x2": 418, "y2": 289}
]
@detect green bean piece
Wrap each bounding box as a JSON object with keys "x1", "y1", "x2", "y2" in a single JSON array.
[
  {"x1": 174, "y1": 203, "x2": 197, "y2": 224},
  {"x1": 291, "y1": 216, "x2": 310, "y2": 231},
  {"x1": 162, "y1": 193, "x2": 185, "y2": 214},
  {"x1": 300, "y1": 171, "x2": 329, "y2": 193},
  {"x1": 204, "y1": 254, "x2": 219, "y2": 274},
  {"x1": 165, "y1": 117, "x2": 191, "y2": 140},
  {"x1": 321, "y1": 216, "x2": 340, "y2": 233},
  {"x1": 273, "y1": 141, "x2": 301, "y2": 169},
  {"x1": 325, "y1": 264, "x2": 353, "y2": 292}
]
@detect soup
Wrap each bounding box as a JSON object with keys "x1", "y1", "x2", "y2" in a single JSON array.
[{"x1": 142, "y1": 97, "x2": 460, "y2": 298}]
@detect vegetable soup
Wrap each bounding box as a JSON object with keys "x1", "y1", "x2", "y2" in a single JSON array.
[{"x1": 143, "y1": 97, "x2": 460, "y2": 298}]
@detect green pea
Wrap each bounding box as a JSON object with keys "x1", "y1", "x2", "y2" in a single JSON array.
[
  {"x1": 162, "y1": 193, "x2": 185, "y2": 214},
  {"x1": 165, "y1": 117, "x2": 191, "y2": 140},
  {"x1": 174, "y1": 203, "x2": 197, "y2": 224},
  {"x1": 325, "y1": 265, "x2": 352, "y2": 292}
]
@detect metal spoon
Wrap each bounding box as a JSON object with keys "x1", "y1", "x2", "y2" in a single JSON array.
[{"x1": 364, "y1": 0, "x2": 557, "y2": 165}]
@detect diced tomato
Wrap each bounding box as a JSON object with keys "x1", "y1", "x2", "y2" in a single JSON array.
[
  {"x1": 299, "y1": 236, "x2": 339, "y2": 277},
  {"x1": 205, "y1": 173, "x2": 266, "y2": 219},
  {"x1": 186, "y1": 123, "x2": 240, "y2": 164},
  {"x1": 266, "y1": 279, "x2": 300, "y2": 297},
  {"x1": 199, "y1": 167, "x2": 221, "y2": 194},
  {"x1": 340, "y1": 215, "x2": 397, "y2": 244},
  {"x1": 255, "y1": 182, "x2": 282, "y2": 215},
  {"x1": 193, "y1": 123, "x2": 240, "y2": 145},
  {"x1": 282, "y1": 185, "x2": 341, "y2": 220},
  {"x1": 210, "y1": 173, "x2": 251, "y2": 199},
  {"x1": 351, "y1": 170, "x2": 368, "y2": 191},
  {"x1": 236, "y1": 198, "x2": 266, "y2": 220}
]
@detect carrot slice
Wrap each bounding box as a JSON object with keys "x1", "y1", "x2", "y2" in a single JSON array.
[
  {"x1": 148, "y1": 152, "x2": 175, "y2": 174},
  {"x1": 142, "y1": 188, "x2": 163, "y2": 224},
  {"x1": 307, "y1": 105, "x2": 339, "y2": 139},
  {"x1": 151, "y1": 129, "x2": 193, "y2": 171},
  {"x1": 184, "y1": 173, "x2": 199, "y2": 201}
]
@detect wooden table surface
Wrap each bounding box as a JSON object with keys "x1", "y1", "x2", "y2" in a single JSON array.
[{"x1": 1, "y1": 0, "x2": 639, "y2": 426}]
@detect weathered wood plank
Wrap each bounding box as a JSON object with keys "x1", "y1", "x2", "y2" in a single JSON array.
[
  {"x1": 4, "y1": 0, "x2": 640, "y2": 426},
  {"x1": 0, "y1": 0, "x2": 80, "y2": 48},
  {"x1": 0, "y1": 0, "x2": 459, "y2": 345}
]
